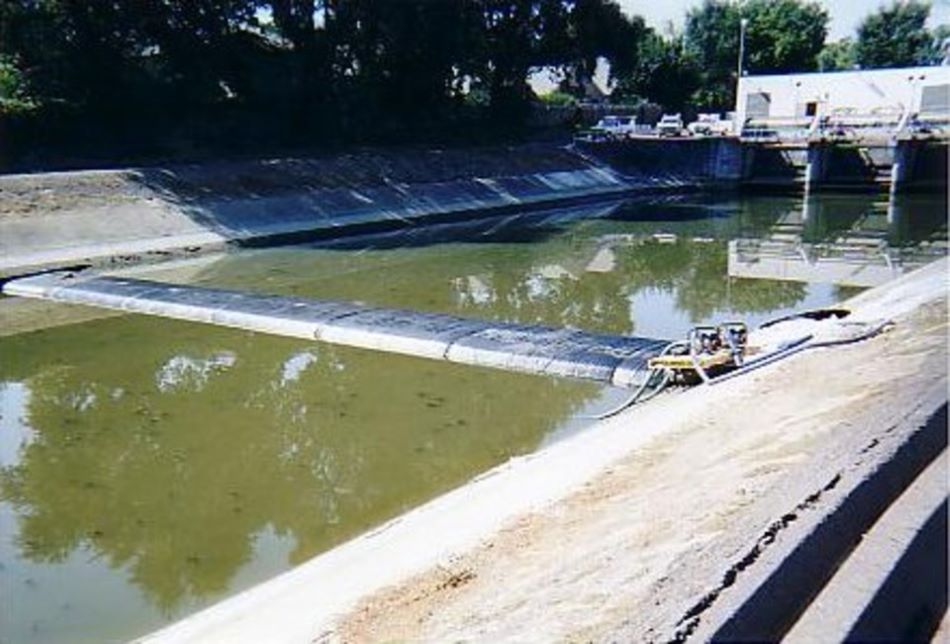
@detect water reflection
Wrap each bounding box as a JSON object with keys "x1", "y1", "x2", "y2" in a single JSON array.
[
  {"x1": 0, "y1": 382, "x2": 33, "y2": 468},
  {"x1": 0, "y1": 191, "x2": 945, "y2": 642},
  {"x1": 1, "y1": 326, "x2": 594, "y2": 640},
  {"x1": 155, "y1": 352, "x2": 237, "y2": 393},
  {"x1": 198, "y1": 207, "x2": 812, "y2": 338},
  {"x1": 730, "y1": 192, "x2": 948, "y2": 287}
]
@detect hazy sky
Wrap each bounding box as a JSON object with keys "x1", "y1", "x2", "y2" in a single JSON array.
[{"x1": 617, "y1": 0, "x2": 950, "y2": 40}]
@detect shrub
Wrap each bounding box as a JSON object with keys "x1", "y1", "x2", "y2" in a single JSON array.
[{"x1": 0, "y1": 55, "x2": 38, "y2": 116}]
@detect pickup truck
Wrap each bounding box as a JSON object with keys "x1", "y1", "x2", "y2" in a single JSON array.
[
  {"x1": 657, "y1": 114, "x2": 684, "y2": 137},
  {"x1": 687, "y1": 113, "x2": 733, "y2": 136},
  {"x1": 590, "y1": 115, "x2": 639, "y2": 139}
]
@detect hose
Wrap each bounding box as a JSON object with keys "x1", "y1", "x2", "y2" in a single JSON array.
[
  {"x1": 584, "y1": 316, "x2": 892, "y2": 421},
  {"x1": 592, "y1": 340, "x2": 686, "y2": 420},
  {"x1": 707, "y1": 319, "x2": 893, "y2": 386}
]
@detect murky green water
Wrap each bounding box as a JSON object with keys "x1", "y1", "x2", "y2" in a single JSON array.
[{"x1": 0, "y1": 191, "x2": 945, "y2": 642}]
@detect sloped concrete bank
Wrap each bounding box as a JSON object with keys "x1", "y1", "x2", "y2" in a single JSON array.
[
  {"x1": 142, "y1": 259, "x2": 947, "y2": 643},
  {"x1": 0, "y1": 141, "x2": 735, "y2": 277}
]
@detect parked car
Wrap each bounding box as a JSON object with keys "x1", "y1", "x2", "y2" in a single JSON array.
[
  {"x1": 687, "y1": 113, "x2": 733, "y2": 137},
  {"x1": 590, "y1": 115, "x2": 639, "y2": 139},
  {"x1": 657, "y1": 113, "x2": 684, "y2": 137}
]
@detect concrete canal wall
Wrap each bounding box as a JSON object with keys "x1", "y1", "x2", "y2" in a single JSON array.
[
  {"x1": 573, "y1": 137, "x2": 744, "y2": 184},
  {"x1": 0, "y1": 142, "x2": 736, "y2": 277},
  {"x1": 3, "y1": 137, "x2": 941, "y2": 278}
]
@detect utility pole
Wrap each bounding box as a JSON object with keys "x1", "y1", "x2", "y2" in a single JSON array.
[{"x1": 738, "y1": 18, "x2": 749, "y2": 81}]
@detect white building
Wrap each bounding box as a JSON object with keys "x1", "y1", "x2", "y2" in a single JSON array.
[{"x1": 735, "y1": 66, "x2": 950, "y2": 137}]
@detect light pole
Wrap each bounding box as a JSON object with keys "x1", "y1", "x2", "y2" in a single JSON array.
[{"x1": 737, "y1": 18, "x2": 749, "y2": 81}]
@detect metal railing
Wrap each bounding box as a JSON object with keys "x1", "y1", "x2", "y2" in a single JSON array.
[{"x1": 742, "y1": 107, "x2": 950, "y2": 144}]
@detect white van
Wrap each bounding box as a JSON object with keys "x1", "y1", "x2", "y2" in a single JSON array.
[{"x1": 657, "y1": 114, "x2": 685, "y2": 137}]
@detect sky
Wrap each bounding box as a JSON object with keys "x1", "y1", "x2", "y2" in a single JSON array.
[
  {"x1": 616, "y1": 0, "x2": 950, "y2": 41},
  {"x1": 528, "y1": 1, "x2": 950, "y2": 93}
]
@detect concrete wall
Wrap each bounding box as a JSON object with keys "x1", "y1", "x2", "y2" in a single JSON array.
[
  {"x1": 2, "y1": 135, "x2": 936, "y2": 277},
  {"x1": 736, "y1": 66, "x2": 950, "y2": 122},
  {"x1": 1, "y1": 142, "x2": 741, "y2": 277},
  {"x1": 576, "y1": 137, "x2": 743, "y2": 184}
]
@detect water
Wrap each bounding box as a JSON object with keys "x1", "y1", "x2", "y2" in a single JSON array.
[{"x1": 0, "y1": 191, "x2": 945, "y2": 643}]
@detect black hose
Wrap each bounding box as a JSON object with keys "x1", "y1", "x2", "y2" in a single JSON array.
[
  {"x1": 708, "y1": 320, "x2": 892, "y2": 386},
  {"x1": 592, "y1": 340, "x2": 686, "y2": 420},
  {"x1": 586, "y1": 318, "x2": 892, "y2": 420}
]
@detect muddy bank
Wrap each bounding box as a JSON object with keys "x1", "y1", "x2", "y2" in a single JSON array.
[
  {"x1": 0, "y1": 141, "x2": 741, "y2": 277},
  {"x1": 143, "y1": 259, "x2": 947, "y2": 642}
]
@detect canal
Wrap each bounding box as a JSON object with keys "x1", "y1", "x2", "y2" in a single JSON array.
[{"x1": 0, "y1": 190, "x2": 945, "y2": 642}]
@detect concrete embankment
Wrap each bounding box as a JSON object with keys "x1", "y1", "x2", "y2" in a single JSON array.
[
  {"x1": 0, "y1": 142, "x2": 735, "y2": 277},
  {"x1": 142, "y1": 259, "x2": 947, "y2": 643},
  {"x1": 2, "y1": 138, "x2": 944, "y2": 279}
]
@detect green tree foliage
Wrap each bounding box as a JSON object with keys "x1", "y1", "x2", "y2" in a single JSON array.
[
  {"x1": 269, "y1": 0, "x2": 317, "y2": 51},
  {"x1": 4, "y1": 0, "x2": 948, "y2": 167},
  {"x1": 324, "y1": 0, "x2": 476, "y2": 138},
  {"x1": 0, "y1": 55, "x2": 38, "y2": 115},
  {"x1": 855, "y1": 1, "x2": 935, "y2": 68},
  {"x1": 817, "y1": 38, "x2": 856, "y2": 72},
  {"x1": 538, "y1": 89, "x2": 577, "y2": 106},
  {"x1": 927, "y1": 24, "x2": 950, "y2": 65},
  {"x1": 0, "y1": 0, "x2": 653, "y2": 165},
  {"x1": 612, "y1": 32, "x2": 700, "y2": 111},
  {"x1": 682, "y1": 0, "x2": 741, "y2": 108},
  {"x1": 682, "y1": 0, "x2": 828, "y2": 109},
  {"x1": 551, "y1": 0, "x2": 648, "y2": 95},
  {"x1": 742, "y1": 0, "x2": 828, "y2": 73}
]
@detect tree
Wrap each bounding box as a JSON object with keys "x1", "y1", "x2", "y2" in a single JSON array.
[
  {"x1": 552, "y1": 0, "x2": 648, "y2": 96},
  {"x1": 3, "y1": 0, "x2": 789, "y2": 165},
  {"x1": 268, "y1": 0, "x2": 316, "y2": 51},
  {"x1": 612, "y1": 31, "x2": 700, "y2": 111},
  {"x1": 683, "y1": 0, "x2": 828, "y2": 109},
  {"x1": 817, "y1": 38, "x2": 856, "y2": 72},
  {"x1": 926, "y1": 24, "x2": 950, "y2": 65},
  {"x1": 0, "y1": 55, "x2": 38, "y2": 115},
  {"x1": 855, "y1": 1, "x2": 933, "y2": 68},
  {"x1": 742, "y1": 0, "x2": 828, "y2": 73},
  {"x1": 1, "y1": 0, "x2": 267, "y2": 148},
  {"x1": 683, "y1": 0, "x2": 741, "y2": 108},
  {"x1": 325, "y1": 0, "x2": 475, "y2": 140}
]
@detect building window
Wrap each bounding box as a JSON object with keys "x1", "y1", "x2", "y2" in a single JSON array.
[
  {"x1": 746, "y1": 92, "x2": 771, "y2": 118},
  {"x1": 920, "y1": 84, "x2": 949, "y2": 115},
  {"x1": 804, "y1": 101, "x2": 818, "y2": 117}
]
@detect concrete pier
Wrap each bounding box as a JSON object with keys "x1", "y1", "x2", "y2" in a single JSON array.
[
  {"x1": 804, "y1": 143, "x2": 827, "y2": 191},
  {"x1": 1, "y1": 272, "x2": 667, "y2": 388},
  {"x1": 743, "y1": 138, "x2": 947, "y2": 191}
]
